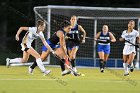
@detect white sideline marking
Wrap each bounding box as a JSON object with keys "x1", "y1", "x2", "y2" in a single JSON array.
[{"x1": 0, "y1": 79, "x2": 64, "y2": 81}]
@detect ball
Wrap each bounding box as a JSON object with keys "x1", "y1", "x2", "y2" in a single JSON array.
[{"x1": 81, "y1": 74, "x2": 85, "y2": 77}]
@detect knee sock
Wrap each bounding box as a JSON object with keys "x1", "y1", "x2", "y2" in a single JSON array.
[
  {"x1": 71, "y1": 59, "x2": 76, "y2": 68},
  {"x1": 9, "y1": 58, "x2": 23, "y2": 64},
  {"x1": 99, "y1": 59, "x2": 104, "y2": 69},
  {"x1": 36, "y1": 58, "x2": 46, "y2": 72},
  {"x1": 60, "y1": 59, "x2": 65, "y2": 72},
  {"x1": 30, "y1": 59, "x2": 37, "y2": 69},
  {"x1": 103, "y1": 61, "x2": 106, "y2": 69},
  {"x1": 123, "y1": 62, "x2": 129, "y2": 74}
]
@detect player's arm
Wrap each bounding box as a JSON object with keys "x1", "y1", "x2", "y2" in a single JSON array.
[
  {"x1": 136, "y1": 36, "x2": 140, "y2": 44},
  {"x1": 15, "y1": 27, "x2": 29, "y2": 41},
  {"x1": 94, "y1": 32, "x2": 101, "y2": 41},
  {"x1": 78, "y1": 25, "x2": 86, "y2": 43},
  {"x1": 109, "y1": 32, "x2": 116, "y2": 42},
  {"x1": 119, "y1": 31, "x2": 125, "y2": 42},
  {"x1": 57, "y1": 31, "x2": 68, "y2": 58},
  {"x1": 39, "y1": 33, "x2": 54, "y2": 53}
]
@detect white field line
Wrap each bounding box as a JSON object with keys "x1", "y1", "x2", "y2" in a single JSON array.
[{"x1": 0, "y1": 78, "x2": 66, "y2": 81}]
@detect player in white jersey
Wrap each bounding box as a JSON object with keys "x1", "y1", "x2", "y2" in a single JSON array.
[
  {"x1": 6, "y1": 20, "x2": 54, "y2": 76},
  {"x1": 119, "y1": 20, "x2": 140, "y2": 76}
]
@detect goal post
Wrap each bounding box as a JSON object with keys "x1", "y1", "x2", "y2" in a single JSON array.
[{"x1": 33, "y1": 5, "x2": 140, "y2": 68}]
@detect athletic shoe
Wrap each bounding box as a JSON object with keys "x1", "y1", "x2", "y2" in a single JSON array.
[
  {"x1": 43, "y1": 70, "x2": 51, "y2": 76},
  {"x1": 100, "y1": 68, "x2": 104, "y2": 73},
  {"x1": 6, "y1": 58, "x2": 11, "y2": 68},
  {"x1": 130, "y1": 66, "x2": 134, "y2": 72},
  {"x1": 124, "y1": 73, "x2": 129, "y2": 76},
  {"x1": 62, "y1": 70, "x2": 71, "y2": 76},
  {"x1": 28, "y1": 66, "x2": 34, "y2": 74}
]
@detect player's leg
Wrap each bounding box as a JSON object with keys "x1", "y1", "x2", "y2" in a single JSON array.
[
  {"x1": 29, "y1": 50, "x2": 50, "y2": 74},
  {"x1": 98, "y1": 52, "x2": 105, "y2": 72},
  {"x1": 68, "y1": 46, "x2": 79, "y2": 72},
  {"x1": 102, "y1": 45, "x2": 110, "y2": 72},
  {"x1": 123, "y1": 55, "x2": 129, "y2": 76},
  {"x1": 55, "y1": 48, "x2": 71, "y2": 76},
  {"x1": 127, "y1": 53, "x2": 135, "y2": 72},
  {"x1": 27, "y1": 48, "x2": 51, "y2": 75},
  {"x1": 29, "y1": 41, "x2": 51, "y2": 74},
  {"x1": 6, "y1": 51, "x2": 30, "y2": 68},
  {"x1": 103, "y1": 54, "x2": 109, "y2": 69},
  {"x1": 97, "y1": 44, "x2": 105, "y2": 72}
]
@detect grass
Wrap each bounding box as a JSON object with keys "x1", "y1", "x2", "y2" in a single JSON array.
[{"x1": 0, "y1": 66, "x2": 140, "y2": 93}]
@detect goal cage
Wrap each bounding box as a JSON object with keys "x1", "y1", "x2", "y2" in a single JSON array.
[{"x1": 34, "y1": 5, "x2": 140, "y2": 69}]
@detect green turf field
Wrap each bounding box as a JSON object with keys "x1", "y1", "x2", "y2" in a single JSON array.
[{"x1": 0, "y1": 66, "x2": 140, "y2": 93}]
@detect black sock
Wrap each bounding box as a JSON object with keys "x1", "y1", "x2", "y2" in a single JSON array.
[
  {"x1": 103, "y1": 61, "x2": 106, "y2": 69},
  {"x1": 99, "y1": 59, "x2": 104, "y2": 69},
  {"x1": 71, "y1": 59, "x2": 76, "y2": 68},
  {"x1": 60, "y1": 59, "x2": 65, "y2": 72},
  {"x1": 30, "y1": 59, "x2": 37, "y2": 69}
]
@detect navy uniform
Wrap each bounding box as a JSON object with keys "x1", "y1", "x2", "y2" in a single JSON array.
[
  {"x1": 67, "y1": 24, "x2": 80, "y2": 50},
  {"x1": 41, "y1": 28, "x2": 67, "y2": 72},
  {"x1": 97, "y1": 31, "x2": 111, "y2": 72},
  {"x1": 97, "y1": 32, "x2": 111, "y2": 54},
  {"x1": 42, "y1": 29, "x2": 66, "y2": 51}
]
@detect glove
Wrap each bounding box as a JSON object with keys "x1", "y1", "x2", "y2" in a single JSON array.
[
  {"x1": 135, "y1": 44, "x2": 140, "y2": 48},
  {"x1": 81, "y1": 39, "x2": 85, "y2": 43}
]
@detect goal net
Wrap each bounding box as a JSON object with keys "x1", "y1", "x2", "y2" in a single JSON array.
[{"x1": 34, "y1": 5, "x2": 140, "y2": 68}]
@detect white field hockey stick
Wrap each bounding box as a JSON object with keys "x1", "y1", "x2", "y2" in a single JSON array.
[
  {"x1": 51, "y1": 53, "x2": 81, "y2": 76},
  {"x1": 125, "y1": 40, "x2": 140, "y2": 48}
]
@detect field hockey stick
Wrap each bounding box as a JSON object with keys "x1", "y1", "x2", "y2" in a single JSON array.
[
  {"x1": 125, "y1": 40, "x2": 140, "y2": 48},
  {"x1": 80, "y1": 35, "x2": 111, "y2": 43},
  {"x1": 51, "y1": 53, "x2": 81, "y2": 76}
]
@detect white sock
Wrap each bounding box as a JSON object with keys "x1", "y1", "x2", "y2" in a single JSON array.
[
  {"x1": 36, "y1": 58, "x2": 46, "y2": 72},
  {"x1": 73, "y1": 67, "x2": 77, "y2": 72},
  {"x1": 123, "y1": 63, "x2": 129, "y2": 74},
  {"x1": 131, "y1": 62, "x2": 134, "y2": 67},
  {"x1": 10, "y1": 58, "x2": 22, "y2": 64}
]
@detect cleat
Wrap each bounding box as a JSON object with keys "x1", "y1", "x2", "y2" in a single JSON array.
[
  {"x1": 43, "y1": 70, "x2": 51, "y2": 76},
  {"x1": 124, "y1": 73, "x2": 129, "y2": 76},
  {"x1": 100, "y1": 68, "x2": 104, "y2": 73},
  {"x1": 6, "y1": 58, "x2": 11, "y2": 68},
  {"x1": 28, "y1": 66, "x2": 34, "y2": 74},
  {"x1": 130, "y1": 66, "x2": 134, "y2": 72},
  {"x1": 62, "y1": 70, "x2": 71, "y2": 76}
]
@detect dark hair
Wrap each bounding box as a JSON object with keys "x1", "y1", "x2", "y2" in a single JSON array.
[
  {"x1": 36, "y1": 20, "x2": 45, "y2": 27},
  {"x1": 60, "y1": 20, "x2": 71, "y2": 28}
]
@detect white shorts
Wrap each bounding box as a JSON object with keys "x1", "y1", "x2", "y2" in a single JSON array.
[
  {"x1": 123, "y1": 45, "x2": 136, "y2": 55},
  {"x1": 21, "y1": 43, "x2": 31, "y2": 51}
]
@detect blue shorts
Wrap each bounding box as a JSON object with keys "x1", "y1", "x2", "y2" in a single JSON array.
[
  {"x1": 97, "y1": 44, "x2": 110, "y2": 54},
  {"x1": 42, "y1": 40, "x2": 60, "y2": 51},
  {"x1": 67, "y1": 41, "x2": 79, "y2": 50}
]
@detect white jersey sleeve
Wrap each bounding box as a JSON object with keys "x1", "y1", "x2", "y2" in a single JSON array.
[
  {"x1": 121, "y1": 30, "x2": 127, "y2": 38},
  {"x1": 135, "y1": 30, "x2": 139, "y2": 37},
  {"x1": 38, "y1": 31, "x2": 45, "y2": 39}
]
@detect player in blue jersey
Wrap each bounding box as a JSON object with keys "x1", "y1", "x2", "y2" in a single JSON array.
[
  {"x1": 95, "y1": 25, "x2": 116, "y2": 73},
  {"x1": 66, "y1": 15, "x2": 86, "y2": 72},
  {"x1": 29, "y1": 20, "x2": 72, "y2": 76}
]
